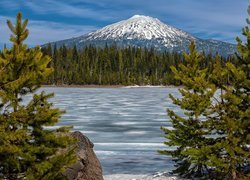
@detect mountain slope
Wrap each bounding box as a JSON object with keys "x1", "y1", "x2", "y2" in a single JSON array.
[{"x1": 48, "y1": 15, "x2": 236, "y2": 56}]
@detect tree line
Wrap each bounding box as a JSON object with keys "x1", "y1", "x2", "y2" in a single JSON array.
[{"x1": 41, "y1": 44, "x2": 236, "y2": 86}]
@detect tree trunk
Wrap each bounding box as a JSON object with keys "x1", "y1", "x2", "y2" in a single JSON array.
[{"x1": 232, "y1": 169, "x2": 237, "y2": 180}]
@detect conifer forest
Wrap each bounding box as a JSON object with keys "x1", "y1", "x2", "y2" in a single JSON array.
[{"x1": 41, "y1": 44, "x2": 236, "y2": 86}]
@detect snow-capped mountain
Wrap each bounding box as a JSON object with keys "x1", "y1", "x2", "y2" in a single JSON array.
[
  {"x1": 85, "y1": 15, "x2": 195, "y2": 47},
  {"x1": 48, "y1": 15, "x2": 236, "y2": 56}
]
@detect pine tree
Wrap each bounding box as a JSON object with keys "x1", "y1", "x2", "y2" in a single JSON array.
[
  {"x1": 204, "y1": 6, "x2": 250, "y2": 179},
  {"x1": 160, "y1": 6, "x2": 250, "y2": 179},
  {"x1": 0, "y1": 12, "x2": 76, "y2": 179},
  {"x1": 159, "y1": 42, "x2": 216, "y2": 178}
]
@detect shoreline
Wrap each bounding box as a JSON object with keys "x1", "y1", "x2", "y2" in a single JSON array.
[
  {"x1": 42, "y1": 84, "x2": 180, "y2": 88},
  {"x1": 104, "y1": 172, "x2": 179, "y2": 180},
  {"x1": 42, "y1": 84, "x2": 125, "y2": 88}
]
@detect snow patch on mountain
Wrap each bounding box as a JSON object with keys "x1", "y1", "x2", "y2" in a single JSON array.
[
  {"x1": 85, "y1": 15, "x2": 195, "y2": 48},
  {"x1": 46, "y1": 15, "x2": 237, "y2": 57}
]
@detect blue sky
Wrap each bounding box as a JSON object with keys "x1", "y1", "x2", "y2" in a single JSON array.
[{"x1": 0, "y1": 0, "x2": 249, "y2": 47}]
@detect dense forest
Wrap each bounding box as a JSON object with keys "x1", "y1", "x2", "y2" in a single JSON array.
[{"x1": 41, "y1": 44, "x2": 236, "y2": 85}]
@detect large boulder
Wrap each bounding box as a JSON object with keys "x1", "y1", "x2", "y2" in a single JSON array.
[{"x1": 64, "y1": 131, "x2": 103, "y2": 180}]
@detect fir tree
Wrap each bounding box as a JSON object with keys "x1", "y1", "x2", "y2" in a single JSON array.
[
  {"x1": 204, "y1": 6, "x2": 250, "y2": 179},
  {"x1": 0, "y1": 13, "x2": 76, "y2": 179},
  {"x1": 160, "y1": 6, "x2": 250, "y2": 179},
  {"x1": 41, "y1": 42, "x2": 233, "y2": 86},
  {"x1": 159, "y1": 42, "x2": 216, "y2": 178}
]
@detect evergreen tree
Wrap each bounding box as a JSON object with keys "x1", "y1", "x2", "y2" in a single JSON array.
[
  {"x1": 0, "y1": 13, "x2": 76, "y2": 179},
  {"x1": 160, "y1": 6, "x2": 250, "y2": 179},
  {"x1": 53, "y1": 44, "x2": 58, "y2": 84},
  {"x1": 204, "y1": 6, "x2": 250, "y2": 179},
  {"x1": 159, "y1": 42, "x2": 216, "y2": 178},
  {"x1": 42, "y1": 42, "x2": 233, "y2": 86}
]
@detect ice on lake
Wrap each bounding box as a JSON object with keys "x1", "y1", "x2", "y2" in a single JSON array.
[{"x1": 27, "y1": 87, "x2": 182, "y2": 175}]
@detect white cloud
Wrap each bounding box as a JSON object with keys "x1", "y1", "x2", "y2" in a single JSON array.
[
  {"x1": 0, "y1": 0, "x2": 21, "y2": 9},
  {"x1": 0, "y1": 16, "x2": 98, "y2": 46},
  {"x1": 23, "y1": 0, "x2": 114, "y2": 21}
]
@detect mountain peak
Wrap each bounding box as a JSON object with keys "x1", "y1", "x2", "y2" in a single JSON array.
[
  {"x1": 86, "y1": 14, "x2": 193, "y2": 43},
  {"x1": 130, "y1": 14, "x2": 145, "y2": 18},
  {"x1": 49, "y1": 15, "x2": 237, "y2": 57},
  {"x1": 130, "y1": 14, "x2": 153, "y2": 19}
]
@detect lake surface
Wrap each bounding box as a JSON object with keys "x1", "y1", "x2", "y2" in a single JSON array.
[{"x1": 38, "y1": 87, "x2": 182, "y2": 175}]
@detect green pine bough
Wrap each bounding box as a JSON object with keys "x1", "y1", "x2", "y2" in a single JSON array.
[
  {"x1": 159, "y1": 41, "x2": 216, "y2": 179},
  {"x1": 0, "y1": 13, "x2": 77, "y2": 179},
  {"x1": 160, "y1": 6, "x2": 250, "y2": 179}
]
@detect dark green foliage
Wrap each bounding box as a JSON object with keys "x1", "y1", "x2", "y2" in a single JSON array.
[
  {"x1": 0, "y1": 13, "x2": 77, "y2": 179},
  {"x1": 41, "y1": 43, "x2": 235, "y2": 86},
  {"x1": 204, "y1": 6, "x2": 250, "y2": 179},
  {"x1": 160, "y1": 6, "x2": 250, "y2": 180},
  {"x1": 159, "y1": 42, "x2": 216, "y2": 178}
]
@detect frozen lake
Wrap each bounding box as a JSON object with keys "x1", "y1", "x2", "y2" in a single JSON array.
[{"x1": 37, "y1": 87, "x2": 182, "y2": 175}]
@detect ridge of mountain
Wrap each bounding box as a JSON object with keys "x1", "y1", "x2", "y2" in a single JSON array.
[{"x1": 46, "y1": 15, "x2": 236, "y2": 56}]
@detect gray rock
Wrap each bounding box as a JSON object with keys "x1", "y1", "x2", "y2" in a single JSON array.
[{"x1": 64, "y1": 131, "x2": 104, "y2": 180}]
